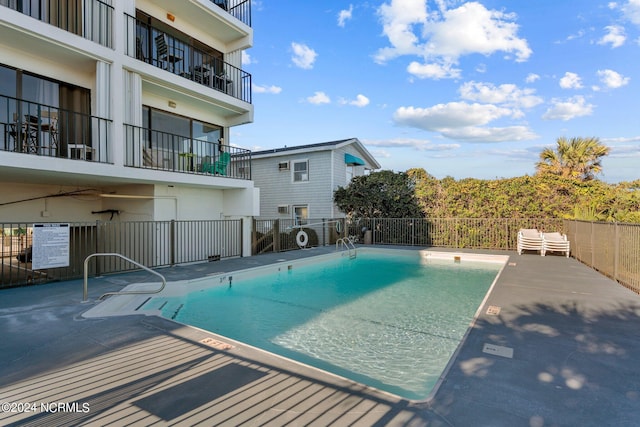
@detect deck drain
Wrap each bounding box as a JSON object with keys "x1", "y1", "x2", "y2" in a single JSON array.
[
  {"x1": 482, "y1": 343, "x2": 513, "y2": 358},
  {"x1": 486, "y1": 305, "x2": 501, "y2": 315},
  {"x1": 200, "y1": 337, "x2": 234, "y2": 350}
]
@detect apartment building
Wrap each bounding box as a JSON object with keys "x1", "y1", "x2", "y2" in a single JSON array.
[{"x1": 0, "y1": 0, "x2": 258, "y2": 255}]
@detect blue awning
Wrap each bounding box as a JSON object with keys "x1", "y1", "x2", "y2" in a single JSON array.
[{"x1": 344, "y1": 153, "x2": 365, "y2": 166}]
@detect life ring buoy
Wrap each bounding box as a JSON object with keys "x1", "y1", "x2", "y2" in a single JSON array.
[
  {"x1": 296, "y1": 230, "x2": 309, "y2": 247},
  {"x1": 335, "y1": 221, "x2": 343, "y2": 234}
]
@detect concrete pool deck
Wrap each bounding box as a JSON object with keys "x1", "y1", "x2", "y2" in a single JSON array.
[{"x1": 1, "y1": 246, "x2": 639, "y2": 426}]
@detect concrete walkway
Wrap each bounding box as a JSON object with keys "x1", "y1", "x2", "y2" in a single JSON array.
[{"x1": 1, "y1": 247, "x2": 639, "y2": 426}]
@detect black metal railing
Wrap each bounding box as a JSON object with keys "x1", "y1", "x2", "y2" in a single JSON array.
[
  {"x1": 209, "y1": 0, "x2": 252, "y2": 27},
  {"x1": 124, "y1": 124, "x2": 251, "y2": 180},
  {"x1": 125, "y1": 14, "x2": 252, "y2": 104},
  {"x1": 1, "y1": 95, "x2": 111, "y2": 163},
  {"x1": 0, "y1": 0, "x2": 113, "y2": 48},
  {"x1": 0, "y1": 219, "x2": 243, "y2": 288}
]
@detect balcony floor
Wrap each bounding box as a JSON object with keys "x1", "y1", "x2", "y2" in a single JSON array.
[{"x1": 1, "y1": 246, "x2": 639, "y2": 426}]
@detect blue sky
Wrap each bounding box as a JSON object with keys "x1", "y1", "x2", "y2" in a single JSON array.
[{"x1": 233, "y1": 0, "x2": 640, "y2": 183}]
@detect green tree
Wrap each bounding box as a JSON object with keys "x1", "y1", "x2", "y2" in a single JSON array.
[
  {"x1": 536, "y1": 137, "x2": 610, "y2": 181},
  {"x1": 334, "y1": 170, "x2": 424, "y2": 218}
]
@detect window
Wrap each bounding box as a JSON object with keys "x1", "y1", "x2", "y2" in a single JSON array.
[
  {"x1": 277, "y1": 205, "x2": 289, "y2": 214},
  {"x1": 293, "y1": 160, "x2": 308, "y2": 182},
  {"x1": 293, "y1": 205, "x2": 308, "y2": 225},
  {"x1": 142, "y1": 106, "x2": 222, "y2": 170},
  {"x1": 278, "y1": 161, "x2": 289, "y2": 171},
  {"x1": 346, "y1": 165, "x2": 354, "y2": 182},
  {"x1": 0, "y1": 64, "x2": 91, "y2": 155}
]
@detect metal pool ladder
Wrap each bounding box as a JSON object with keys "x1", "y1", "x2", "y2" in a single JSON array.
[
  {"x1": 336, "y1": 237, "x2": 357, "y2": 259},
  {"x1": 82, "y1": 253, "x2": 167, "y2": 302}
]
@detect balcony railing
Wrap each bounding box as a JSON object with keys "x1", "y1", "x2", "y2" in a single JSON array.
[
  {"x1": 0, "y1": 0, "x2": 113, "y2": 48},
  {"x1": 211, "y1": 0, "x2": 252, "y2": 27},
  {"x1": 124, "y1": 124, "x2": 252, "y2": 180},
  {"x1": 125, "y1": 14, "x2": 252, "y2": 104},
  {"x1": 1, "y1": 95, "x2": 111, "y2": 163}
]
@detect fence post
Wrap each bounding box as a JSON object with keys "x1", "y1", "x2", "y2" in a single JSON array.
[
  {"x1": 95, "y1": 220, "x2": 101, "y2": 277},
  {"x1": 614, "y1": 222, "x2": 619, "y2": 283},
  {"x1": 251, "y1": 217, "x2": 257, "y2": 255},
  {"x1": 274, "y1": 220, "x2": 280, "y2": 252},
  {"x1": 372, "y1": 218, "x2": 376, "y2": 244},
  {"x1": 505, "y1": 219, "x2": 509, "y2": 250},
  {"x1": 170, "y1": 219, "x2": 176, "y2": 266},
  {"x1": 591, "y1": 221, "x2": 595, "y2": 268},
  {"x1": 240, "y1": 217, "x2": 244, "y2": 257},
  {"x1": 322, "y1": 218, "x2": 326, "y2": 246}
]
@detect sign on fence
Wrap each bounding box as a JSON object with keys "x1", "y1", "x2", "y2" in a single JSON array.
[{"x1": 32, "y1": 223, "x2": 70, "y2": 270}]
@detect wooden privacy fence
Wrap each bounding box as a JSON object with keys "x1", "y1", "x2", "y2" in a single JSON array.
[{"x1": 0, "y1": 219, "x2": 242, "y2": 288}]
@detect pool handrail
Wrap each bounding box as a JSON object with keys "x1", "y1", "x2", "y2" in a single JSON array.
[
  {"x1": 82, "y1": 252, "x2": 166, "y2": 302},
  {"x1": 336, "y1": 237, "x2": 357, "y2": 259}
]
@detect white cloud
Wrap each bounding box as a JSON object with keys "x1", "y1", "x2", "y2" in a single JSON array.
[
  {"x1": 375, "y1": 0, "x2": 428, "y2": 62},
  {"x1": 364, "y1": 138, "x2": 460, "y2": 151},
  {"x1": 459, "y1": 81, "x2": 543, "y2": 109},
  {"x1": 407, "y1": 61, "x2": 461, "y2": 79},
  {"x1": 338, "y1": 4, "x2": 354, "y2": 27},
  {"x1": 340, "y1": 94, "x2": 370, "y2": 107},
  {"x1": 242, "y1": 51, "x2": 253, "y2": 65},
  {"x1": 525, "y1": 73, "x2": 540, "y2": 83},
  {"x1": 598, "y1": 25, "x2": 626, "y2": 47},
  {"x1": 253, "y1": 84, "x2": 282, "y2": 94},
  {"x1": 559, "y1": 72, "x2": 583, "y2": 89},
  {"x1": 307, "y1": 91, "x2": 330, "y2": 104},
  {"x1": 370, "y1": 148, "x2": 392, "y2": 159},
  {"x1": 621, "y1": 0, "x2": 640, "y2": 25},
  {"x1": 291, "y1": 42, "x2": 317, "y2": 69},
  {"x1": 392, "y1": 100, "x2": 537, "y2": 142},
  {"x1": 597, "y1": 69, "x2": 630, "y2": 88},
  {"x1": 393, "y1": 102, "x2": 515, "y2": 130},
  {"x1": 423, "y1": 3, "x2": 532, "y2": 61},
  {"x1": 441, "y1": 125, "x2": 538, "y2": 142},
  {"x1": 542, "y1": 96, "x2": 594, "y2": 121},
  {"x1": 375, "y1": 1, "x2": 531, "y2": 79}
]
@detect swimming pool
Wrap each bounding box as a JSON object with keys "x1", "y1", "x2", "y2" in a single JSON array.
[{"x1": 138, "y1": 249, "x2": 507, "y2": 401}]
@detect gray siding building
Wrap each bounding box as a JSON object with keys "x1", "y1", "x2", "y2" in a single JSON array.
[{"x1": 252, "y1": 138, "x2": 381, "y2": 221}]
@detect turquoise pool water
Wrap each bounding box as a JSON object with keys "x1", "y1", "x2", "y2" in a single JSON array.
[{"x1": 144, "y1": 251, "x2": 503, "y2": 400}]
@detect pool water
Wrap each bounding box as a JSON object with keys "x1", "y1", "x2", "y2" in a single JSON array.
[{"x1": 144, "y1": 251, "x2": 503, "y2": 400}]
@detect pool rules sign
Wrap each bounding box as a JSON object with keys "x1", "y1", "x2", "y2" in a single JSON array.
[{"x1": 32, "y1": 223, "x2": 70, "y2": 270}]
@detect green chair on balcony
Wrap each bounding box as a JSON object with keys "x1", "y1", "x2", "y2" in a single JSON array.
[{"x1": 201, "y1": 151, "x2": 230, "y2": 176}]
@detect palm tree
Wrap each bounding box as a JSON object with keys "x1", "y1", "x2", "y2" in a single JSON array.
[{"x1": 536, "y1": 137, "x2": 610, "y2": 181}]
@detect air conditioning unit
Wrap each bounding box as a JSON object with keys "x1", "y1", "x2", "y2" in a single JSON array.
[
  {"x1": 278, "y1": 161, "x2": 289, "y2": 171},
  {"x1": 277, "y1": 205, "x2": 289, "y2": 214}
]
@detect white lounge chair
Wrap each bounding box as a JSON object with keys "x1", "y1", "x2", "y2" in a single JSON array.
[
  {"x1": 517, "y1": 228, "x2": 543, "y2": 255},
  {"x1": 542, "y1": 232, "x2": 570, "y2": 257}
]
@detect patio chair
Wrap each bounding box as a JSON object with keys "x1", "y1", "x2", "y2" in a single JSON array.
[
  {"x1": 542, "y1": 232, "x2": 570, "y2": 257},
  {"x1": 517, "y1": 228, "x2": 543, "y2": 255},
  {"x1": 155, "y1": 34, "x2": 183, "y2": 72},
  {"x1": 201, "y1": 151, "x2": 230, "y2": 175}
]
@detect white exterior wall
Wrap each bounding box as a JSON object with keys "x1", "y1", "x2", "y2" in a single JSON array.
[
  {"x1": 253, "y1": 143, "x2": 376, "y2": 220},
  {"x1": 0, "y1": 0, "x2": 256, "y2": 228},
  {"x1": 252, "y1": 151, "x2": 330, "y2": 219}
]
